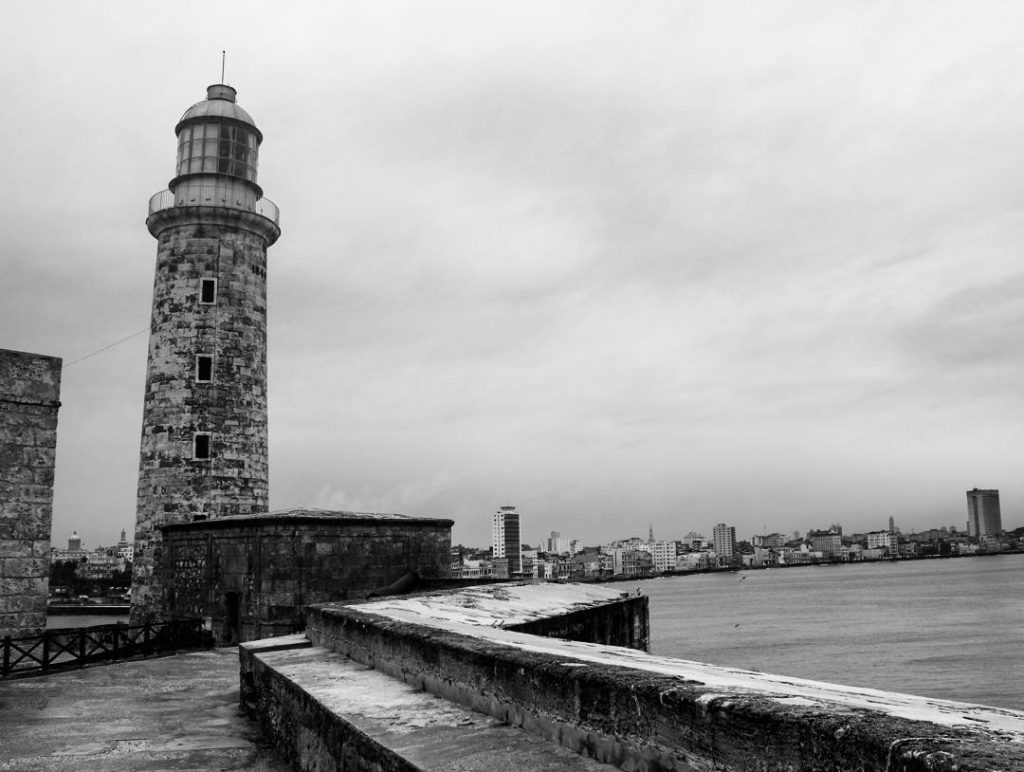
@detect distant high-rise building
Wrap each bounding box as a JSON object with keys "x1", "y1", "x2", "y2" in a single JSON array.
[
  {"x1": 546, "y1": 531, "x2": 570, "y2": 555},
  {"x1": 492, "y1": 505, "x2": 522, "y2": 576},
  {"x1": 683, "y1": 531, "x2": 705, "y2": 548},
  {"x1": 966, "y1": 489, "x2": 1002, "y2": 541},
  {"x1": 712, "y1": 523, "x2": 736, "y2": 563}
]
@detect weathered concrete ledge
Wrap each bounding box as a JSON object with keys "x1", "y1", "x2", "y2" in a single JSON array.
[
  {"x1": 240, "y1": 636, "x2": 620, "y2": 770},
  {"x1": 246, "y1": 583, "x2": 1024, "y2": 771}
]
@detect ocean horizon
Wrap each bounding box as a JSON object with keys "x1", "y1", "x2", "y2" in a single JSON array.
[{"x1": 638, "y1": 552, "x2": 1023, "y2": 711}]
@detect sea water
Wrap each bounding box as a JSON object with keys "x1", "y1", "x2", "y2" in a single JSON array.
[{"x1": 637, "y1": 553, "x2": 1024, "y2": 711}]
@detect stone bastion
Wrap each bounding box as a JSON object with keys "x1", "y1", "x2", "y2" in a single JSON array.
[{"x1": 239, "y1": 582, "x2": 1024, "y2": 771}]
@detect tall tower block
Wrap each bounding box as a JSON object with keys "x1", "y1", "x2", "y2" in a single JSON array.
[{"x1": 131, "y1": 84, "x2": 280, "y2": 622}]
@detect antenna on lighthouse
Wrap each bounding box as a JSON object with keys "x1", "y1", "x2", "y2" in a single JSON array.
[{"x1": 221, "y1": 50, "x2": 226, "y2": 83}]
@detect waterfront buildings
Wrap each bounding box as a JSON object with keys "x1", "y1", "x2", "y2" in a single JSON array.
[
  {"x1": 966, "y1": 489, "x2": 1002, "y2": 542},
  {"x1": 492, "y1": 505, "x2": 522, "y2": 577},
  {"x1": 571, "y1": 548, "x2": 612, "y2": 577},
  {"x1": 50, "y1": 529, "x2": 132, "y2": 582},
  {"x1": 712, "y1": 523, "x2": 737, "y2": 564},
  {"x1": 683, "y1": 531, "x2": 705, "y2": 549},
  {"x1": 807, "y1": 528, "x2": 842, "y2": 558},
  {"x1": 752, "y1": 532, "x2": 786, "y2": 549},
  {"x1": 611, "y1": 547, "x2": 653, "y2": 576},
  {"x1": 646, "y1": 540, "x2": 679, "y2": 572},
  {"x1": 866, "y1": 530, "x2": 894, "y2": 551}
]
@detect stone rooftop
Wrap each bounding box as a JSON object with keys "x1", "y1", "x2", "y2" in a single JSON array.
[
  {"x1": 161, "y1": 507, "x2": 454, "y2": 529},
  {"x1": 0, "y1": 648, "x2": 286, "y2": 771},
  {"x1": 357, "y1": 581, "x2": 634, "y2": 627}
]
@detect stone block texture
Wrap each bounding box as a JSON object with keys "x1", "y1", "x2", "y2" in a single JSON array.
[
  {"x1": 160, "y1": 510, "x2": 452, "y2": 645},
  {"x1": 0, "y1": 349, "x2": 61, "y2": 638},
  {"x1": 133, "y1": 209, "x2": 278, "y2": 623},
  {"x1": 304, "y1": 598, "x2": 1024, "y2": 772}
]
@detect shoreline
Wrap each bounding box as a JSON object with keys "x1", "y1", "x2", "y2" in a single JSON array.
[{"x1": 571, "y1": 546, "x2": 1024, "y2": 586}]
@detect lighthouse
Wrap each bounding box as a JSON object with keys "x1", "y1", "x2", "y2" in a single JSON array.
[{"x1": 131, "y1": 83, "x2": 280, "y2": 622}]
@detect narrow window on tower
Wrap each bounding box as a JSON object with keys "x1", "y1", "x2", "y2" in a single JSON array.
[
  {"x1": 200, "y1": 278, "x2": 217, "y2": 304},
  {"x1": 193, "y1": 433, "x2": 211, "y2": 460},
  {"x1": 195, "y1": 355, "x2": 213, "y2": 383}
]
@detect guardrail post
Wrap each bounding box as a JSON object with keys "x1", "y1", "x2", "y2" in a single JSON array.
[
  {"x1": 79, "y1": 628, "x2": 86, "y2": 664},
  {"x1": 42, "y1": 631, "x2": 50, "y2": 672},
  {"x1": 143, "y1": 623, "x2": 150, "y2": 657},
  {"x1": 2, "y1": 635, "x2": 9, "y2": 676}
]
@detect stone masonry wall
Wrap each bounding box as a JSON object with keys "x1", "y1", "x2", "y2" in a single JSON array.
[
  {"x1": 306, "y1": 602, "x2": 1022, "y2": 772},
  {"x1": 161, "y1": 512, "x2": 452, "y2": 645},
  {"x1": 0, "y1": 349, "x2": 61, "y2": 638},
  {"x1": 133, "y1": 212, "x2": 274, "y2": 623},
  {"x1": 508, "y1": 595, "x2": 649, "y2": 651}
]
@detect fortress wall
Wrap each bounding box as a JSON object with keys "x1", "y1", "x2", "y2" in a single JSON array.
[
  {"x1": 160, "y1": 511, "x2": 452, "y2": 645},
  {"x1": 295, "y1": 585, "x2": 1023, "y2": 772},
  {"x1": 507, "y1": 594, "x2": 649, "y2": 650},
  {"x1": 0, "y1": 350, "x2": 61, "y2": 638}
]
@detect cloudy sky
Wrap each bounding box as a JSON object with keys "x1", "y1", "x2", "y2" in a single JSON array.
[{"x1": 3, "y1": 2, "x2": 1022, "y2": 549}]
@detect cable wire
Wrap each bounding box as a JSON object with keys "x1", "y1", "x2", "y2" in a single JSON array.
[{"x1": 64, "y1": 326, "x2": 149, "y2": 368}]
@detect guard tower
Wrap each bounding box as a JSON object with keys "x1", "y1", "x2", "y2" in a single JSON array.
[{"x1": 131, "y1": 83, "x2": 281, "y2": 622}]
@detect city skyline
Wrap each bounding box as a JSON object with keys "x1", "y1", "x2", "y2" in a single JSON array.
[
  {"x1": 4, "y1": 3, "x2": 1024, "y2": 549},
  {"x1": 51, "y1": 501, "x2": 996, "y2": 555}
]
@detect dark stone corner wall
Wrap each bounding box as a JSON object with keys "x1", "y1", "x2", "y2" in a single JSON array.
[
  {"x1": 508, "y1": 594, "x2": 649, "y2": 651},
  {"x1": 0, "y1": 349, "x2": 61, "y2": 638},
  {"x1": 161, "y1": 515, "x2": 451, "y2": 644}
]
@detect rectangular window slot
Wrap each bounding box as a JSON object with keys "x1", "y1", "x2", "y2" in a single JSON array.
[
  {"x1": 200, "y1": 278, "x2": 217, "y2": 304},
  {"x1": 193, "y1": 433, "x2": 211, "y2": 460},
  {"x1": 195, "y1": 355, "x2": 213, "y2": 383}
]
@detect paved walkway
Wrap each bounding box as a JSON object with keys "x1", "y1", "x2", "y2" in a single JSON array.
[{"x1": 0, "y1": 649, "x2": 289, "y2": 771}]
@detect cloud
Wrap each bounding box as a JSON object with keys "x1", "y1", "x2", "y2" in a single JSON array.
[{"x1": 5, "y1": 2, "x2": 1024, "y2": 548}]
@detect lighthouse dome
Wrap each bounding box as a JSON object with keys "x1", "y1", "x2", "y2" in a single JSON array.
[{"x1": 175, "y1": 84, "x2": 261, "y2": 141}]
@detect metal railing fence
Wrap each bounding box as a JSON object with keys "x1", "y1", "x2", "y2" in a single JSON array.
[
  {"x1": 148, "y1": 187, "x2": 279, "y2": 225},
  {"x1": 1, "y1": 619, "x2": 211, "y2": 679}
]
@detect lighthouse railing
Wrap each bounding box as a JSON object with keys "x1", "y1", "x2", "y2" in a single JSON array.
[{"x1": 148, "y1": 188, "x2": 279, "y2": 226}]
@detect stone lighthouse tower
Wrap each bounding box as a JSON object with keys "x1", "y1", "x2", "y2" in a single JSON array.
[{"x1": 131, "y1": 83, "x2": 280, "y2": 622}]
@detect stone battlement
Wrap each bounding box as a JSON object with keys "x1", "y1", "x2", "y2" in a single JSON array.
[
  {"x1": 240, "y1": 583, "x2": 1024, "y2": 770},
  {"x1": 0, "y1": 349, "x2": 61, "y2": 638}
]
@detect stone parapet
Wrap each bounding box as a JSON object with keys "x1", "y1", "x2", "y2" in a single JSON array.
[
  {"x1": 295, "y1": 583, "x2": 1024, "y2": 771},
  {"x1": 240, "y1": 637, "x2": 621, "y2": 771}
]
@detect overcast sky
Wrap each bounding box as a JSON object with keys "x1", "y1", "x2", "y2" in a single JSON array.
[{"x1": 3, "y1": 2, "x2": 1023, "y2": 550}]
